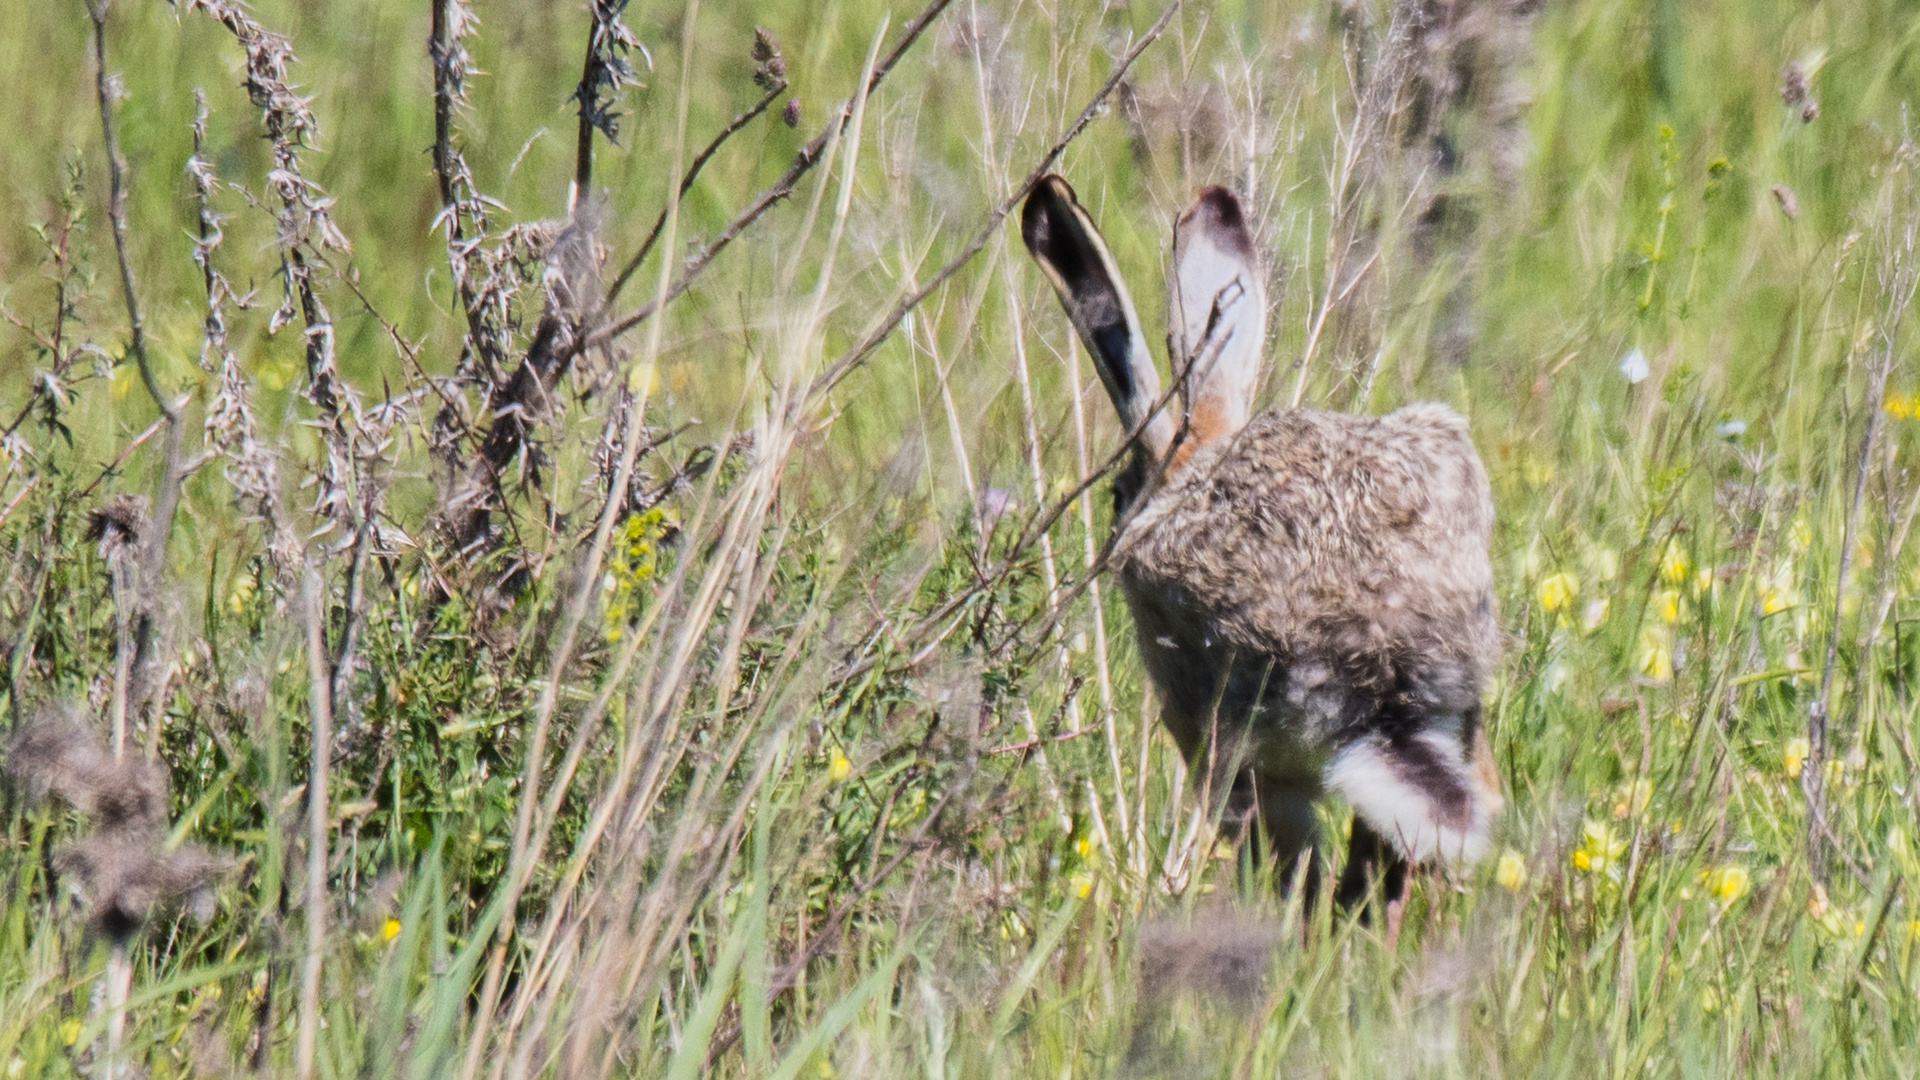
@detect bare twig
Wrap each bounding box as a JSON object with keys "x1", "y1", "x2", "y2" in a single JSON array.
[
  {"x1": 571, "y1": 0, "x2": 642, "y2": 202},
  {"x1": 603, "y1": 73, "x2": 789, "y2": 305},
  {"x1": 195, "y1": 92, "x2": 298, "y2": 572},
  {"x1": 76, "y1": 418, "x2": 167, "y2": 503},
  {"x1": 86, "y1": 0, "x2": 174, "y2": 428},
  {"x1": 295, "y1": 566, "x2": 333, "y2": 1080},
  {"x1": 801, "y1": 0, "x2": 1187, "y2": 409},
  {"x1": 429, "y1": 0, "x2": 509, "y2": 388},
  {"x1": 588, "y1": 0, "x2": 957, "y2": 347},
  {"x1": 87, "y1": 0, "x2": 197, "y2": 750},
  {"x1": 987, "y1": 723, "x2": 1100, "y2": 755}
]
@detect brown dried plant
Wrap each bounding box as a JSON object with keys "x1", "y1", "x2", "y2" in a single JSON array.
[{"x1": 8, "y1": 706, "x2": 227, "y2": 941}]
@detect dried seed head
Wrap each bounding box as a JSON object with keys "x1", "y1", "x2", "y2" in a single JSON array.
[
  {"x1": 1135, "y1": 912, "x2": 1290, "y2": 1006},
  {"x1": 8, "y1": 705, "x2": 167, "y2": 831},
  {"x1": 752, "y1": 26, "x2": 786, "y2": 91},
  {"x1": 56, "y1": 834, "x2": 229, "y2": 941},
  {"x1": 86, "y1": 493, "x2": 149, "y2": 561},
  {"x1": 1801, "y1": 98, "x2": 1821, "y2": 123},
  {"x1": 782, "y1": 97, "x2": 802, "y2": 128},
  {"x1": 1772, "y1": 183, "x2": 1800, "y2": 220},
  {"x1": 10, "y1": 707, "x2": 231, "y2": 942},
  {"x1": 1782, "y1": 61, "x2": 1808, "y2": 105}
]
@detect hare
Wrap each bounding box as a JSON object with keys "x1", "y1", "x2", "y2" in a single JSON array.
[{"x1": 1019, "y1": 175, "x2": 1501, "y2": 915}]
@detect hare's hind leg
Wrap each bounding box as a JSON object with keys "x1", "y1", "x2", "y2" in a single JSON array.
[
  {"x1": 1333, "y1": 815, "x2": 1410, "y2": 928},
  {"x1": 1250, "y1": 771, "x2": 1324, "y2": 896}
]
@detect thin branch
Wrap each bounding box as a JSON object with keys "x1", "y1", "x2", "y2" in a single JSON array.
[
  {"x1": 570, "y1": 0, "x2": 640, "y2": 201},
  {"x1": 588, "y1": 0, "x2": 957, "y2": 348},
  {"x1": 87, "y1": 0, "x2": 174, "y2": 426},
  {"x1": 430, "y1": 0, "x2": 463, "y2": 210},
  {"x1": 295, "y1": 566, "x2": 334, "y2": 1080},
  {"x1": 76, "y1": 417, "x2": 167, "y2": 503},
  {"x1": 603, "y1": 75, "x2": 789, "y2": 305},
  {"x1": 801, "y1": 0, "x2": 1187, "y2": 409},
  {"x1": 87, "y1": 0, "x2": 195, "y2": 766}
]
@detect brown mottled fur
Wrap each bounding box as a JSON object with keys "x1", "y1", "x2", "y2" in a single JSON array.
[
  {"x1": 1124, "y1": 405, "x2": 1495, "y2": 745},
  {"x1": 1121, "y1": 405, "x2": 1500, "y2": 870}
]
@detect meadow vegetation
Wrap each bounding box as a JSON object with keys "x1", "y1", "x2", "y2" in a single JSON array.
[{"x1": 5, "y1": 0, "x2": 1920, "y2": 1075}]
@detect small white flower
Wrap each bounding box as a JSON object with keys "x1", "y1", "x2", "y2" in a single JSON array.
[
  {"x1": 1715, "y1": 418, "x2": 1747, "y2": 438},
  {"x1": 1619, "y1": 347, "x2": 1650, "y2": 384}
]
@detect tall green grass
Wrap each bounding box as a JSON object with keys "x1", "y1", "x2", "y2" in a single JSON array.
[{"x1": 6, "y1": 0, "x2": 1920, "y2": 1076}]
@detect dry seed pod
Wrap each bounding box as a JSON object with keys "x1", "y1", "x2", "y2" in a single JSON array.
[
  {"x1": 1782, "y1": 61, "x2": 1808, "y2": 105},
  {"x1": 9, "y1": 706, "x2": 231, "y2": 941},
  {"x1": 752, "y1": 26, "x2": 786, "y2": 90},
  {"x1": 1773, "y1": 184, "x2": 1800, "y2": 220}
]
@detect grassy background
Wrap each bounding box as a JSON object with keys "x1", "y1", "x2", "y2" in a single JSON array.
[{"x1": 7, "y1": 0, "x2": 1920, "y2": 1076}]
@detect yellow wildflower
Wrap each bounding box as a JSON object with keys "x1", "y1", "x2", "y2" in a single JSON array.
[
  {"x1": 1588, "y1": 546, "x2": 1621, "y2": 584},
  {"x1": 1789, "y1": 518, "x2": 1812, "y2": 554},
  {"x1": 228, "y1": 573, "x2": 257, "y2": 616},
  {"x1": 1760, "y1": 581, "x2": 1796, "y2": 616},
  {"x1": 1692, "y1": 567, "x2": 1715, "y2": 598},
  {"x1": 1637, "y1": 625, "x2": 1674, "y2": 683},
  {"x1": 1573, "y1": 819, "x2": 1628, "y2": 876},
  {"x1": 1537, "y1": 571, "x2": 1578, "y2": 615},
  {"x1": 382, "y1": 918, "x2": 402, "y2": 941},
  {"x1": 604, "y1": 508, "x2": 672, "y2": 641},
  {"x1": 1783, "y1": 736, "x2": 1810, "y2": 778},
  {"x1": 1886, "y1": 391, "x2": 1918, "y2": 420},
  {"x1": 60, "y1": 1019, "x2": 81, "y2": 1046},
  {"x1": 1705, "y1": 865, "x2": 1750, "y2": 907},
  {"x1": 1659, "y1": 542, "x2": 1690, "y2": 586},
  {"x1": 1654, "y1": 588, "x2": 1682, "y2": 624},
  {"x1": 1495, "y1": 849, "x2": 1528, "y2": 892},
  {"x1": 827, "y1": 749, "x2": 852, "y2": 783},
  {"x1": 1611, "y1": 778, "x2": 1653, "y2": 819},
  {"x1": 1820, "y1": 899, "x2": 1866, "y2": 933}
]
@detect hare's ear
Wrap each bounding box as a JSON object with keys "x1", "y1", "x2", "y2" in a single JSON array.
[
  {"x1": 1021, "y1": 175, "x2": 1174, "y2": 461},
  {"x1": 1171, "y1": 186, "x2": 1266, "y2": 451}
]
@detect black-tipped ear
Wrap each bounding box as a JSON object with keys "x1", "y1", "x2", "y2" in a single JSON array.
[{"x1": 1020, "y1": 175, "x2": 1171, "y2": 459}]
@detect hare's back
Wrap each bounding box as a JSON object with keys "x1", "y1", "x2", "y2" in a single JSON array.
[{"x1": 1120, "y1": 403, "x2": 1496, "y2": 705}]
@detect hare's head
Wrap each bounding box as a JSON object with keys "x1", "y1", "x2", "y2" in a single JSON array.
[{"x1": 1020, "y1": 175, "x2": 1267, "y2": 479}]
